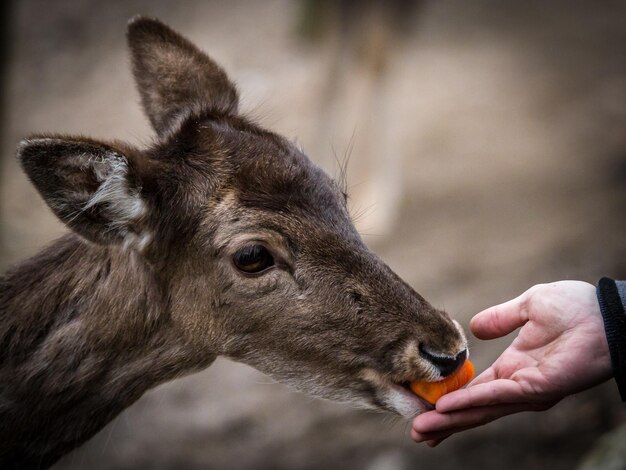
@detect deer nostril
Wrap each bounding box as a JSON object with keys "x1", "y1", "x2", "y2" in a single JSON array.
[{"x1": 419, "y1": 346, "x2": 467, "y2": 377}]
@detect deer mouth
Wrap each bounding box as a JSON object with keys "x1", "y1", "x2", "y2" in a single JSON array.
[
  {"x1": 390, "y1": 380, "x2": 435, "y2": 414},
  {"x1": 360, "y1": 369, "x2": 434, "y2": 417}
]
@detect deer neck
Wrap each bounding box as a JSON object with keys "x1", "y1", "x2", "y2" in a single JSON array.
[{"x1": 0, "y1": 234, "x2": 214, "y2": 468}]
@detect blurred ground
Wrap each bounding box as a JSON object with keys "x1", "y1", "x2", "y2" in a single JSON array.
[{"x1": 1, "y1": 1, "x2": 625, "y2": 469}]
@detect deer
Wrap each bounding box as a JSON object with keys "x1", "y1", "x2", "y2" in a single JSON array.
[{"x1": 0, "y1": 17, "x2": 468, "y2": 469}]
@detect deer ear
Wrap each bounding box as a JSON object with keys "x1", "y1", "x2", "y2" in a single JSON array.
[
  {"x1": 127, "y1": 16, "x2": 239, "y2": 136},
  {"x1": 18, "y1": 136, "x2": 150, "y2": 250}
]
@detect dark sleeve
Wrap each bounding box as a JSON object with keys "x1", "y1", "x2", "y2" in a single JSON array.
[{"x1": 597, "y1": 277, "x2": 626, "y2": 401}]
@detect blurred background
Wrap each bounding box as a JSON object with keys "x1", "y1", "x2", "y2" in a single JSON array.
[{"x1": 1, "y1": 0, "x2": 625, "y2": 469}]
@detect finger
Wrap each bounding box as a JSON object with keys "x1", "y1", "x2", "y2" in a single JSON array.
[
  {"x1": 413, "y1": 402, "x2": 536, "y2": 437},
  {"x1": 413, "y1": 425, "x2": 474, "y2": 444},
  {"x1": 426, "y1": 434, "x2": 452, "y2": 447},
  {"x1": 434, "y1": 379, "x2": 524, "y2": 413},
  {"x1": 471, "y1": 291, "x2": 531, "y2": 340},
  {"x1": 426, "y1": 438, "x2": 444, "y2": 447},
  {"x1": 412, "y1": 427, "x2": 447, "y2": 444},
  {"x1": 467, "y1": 366, "x2": 496, "y2": 387}
]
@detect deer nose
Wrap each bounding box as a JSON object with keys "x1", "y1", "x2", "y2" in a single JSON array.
[{"x1": 419, "y1": 346, "x2": 467, "y2": 377}]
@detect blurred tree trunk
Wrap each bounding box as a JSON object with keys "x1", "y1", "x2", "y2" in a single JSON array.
[{"x1": 0, "y1": 1, "x2": 13, "y2": 264}]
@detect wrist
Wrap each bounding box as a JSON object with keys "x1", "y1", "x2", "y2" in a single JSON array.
[{"x1": 597, "y1": 278, "x2": 626, "y2": 401}]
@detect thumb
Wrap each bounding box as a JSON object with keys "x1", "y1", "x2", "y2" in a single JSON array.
[{"x1": 471, "y1": 290, "x2": 531, "y2": 340}]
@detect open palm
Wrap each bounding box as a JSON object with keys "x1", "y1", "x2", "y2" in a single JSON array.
[{"x1": 412, "y1": 281, "x2": 612, "y2": 445}]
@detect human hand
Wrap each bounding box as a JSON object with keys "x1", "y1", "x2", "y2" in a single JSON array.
[{"x1": 412, "y1": 281, "x2": 612, "y2": 446}]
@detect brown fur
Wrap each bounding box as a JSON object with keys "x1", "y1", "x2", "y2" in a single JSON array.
[{"x1": 0, "y1": 17, "x2": 467, "y2": 469}]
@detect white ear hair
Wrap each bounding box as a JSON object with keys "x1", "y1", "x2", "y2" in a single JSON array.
[{"x1": 83, "y1": 152, "x2": 151, "y2": 251}]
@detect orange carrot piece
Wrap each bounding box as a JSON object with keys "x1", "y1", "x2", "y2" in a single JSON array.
[{"x1": 409, "y1": 360, "x2": 475, "y2": 405}]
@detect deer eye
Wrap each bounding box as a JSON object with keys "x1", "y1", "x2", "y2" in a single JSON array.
[{"x1": 232, "y1": 245, "x2": 275, "y2": 274}]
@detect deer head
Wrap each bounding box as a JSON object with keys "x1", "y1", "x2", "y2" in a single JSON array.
[{"x1": 17, "y1": 17, "x2": 467, "y2": 418}]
